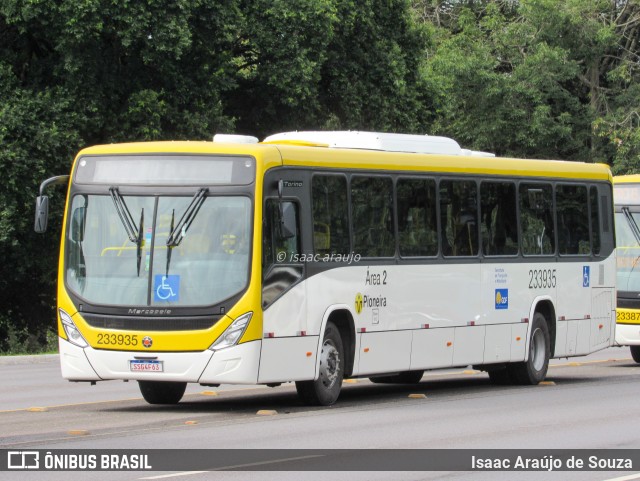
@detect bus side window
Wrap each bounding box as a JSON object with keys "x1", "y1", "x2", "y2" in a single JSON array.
[
  {"x1": 556, "y1": 184, "x2": 589, "y2": 255},
  {"x1": 590, "y1": 186, "x2": 601, "y2": 256},
  {"x1": 262, "y1": 199, "x2": 303, "y2": 308},
  {"x1": 351, "y1": 176, "x2": 394, "y2": 258},
  {"x1": 263, "y1": 199, "x2": 300, "y2": 272},
  {"x1": 480, "y1": 181, "x2": 518, "y2": 256},
  {"x1": 312, "y1": 175, "x2": 350, "y2": 255},
  {"x1": 520, "y1": 183, "x2": 555, "y2": 255},
  {"x1": 397, "y1": 178, "x2": 438, "y2": 257},
  {"x1": 440, "y1": 179, "x2": 478, "y2": 257}
]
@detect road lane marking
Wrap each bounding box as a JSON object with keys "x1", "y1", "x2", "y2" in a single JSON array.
[
  {"x1": 600, "y1": 474, "x2": 640, "y2": 481},
  {"x1": 140, "y1": 471, "x2": 208, "y2": 479},
  {"x1": 139, "y1": 455, "x2": 324, "y2": 479}
]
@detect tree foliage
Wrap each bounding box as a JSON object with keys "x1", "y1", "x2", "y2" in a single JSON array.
[{"x1": 1, "y1": 0, "x2": 640, "y2": 351}]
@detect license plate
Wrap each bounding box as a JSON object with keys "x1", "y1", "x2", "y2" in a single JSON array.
[{"x1": 129, "y1": 360, "x2": 163, "y2": 372}]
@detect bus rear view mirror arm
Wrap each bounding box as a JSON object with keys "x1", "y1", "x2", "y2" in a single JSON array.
[{"x1": 34, "y1": 175, "x2": 69, "y2": 233}]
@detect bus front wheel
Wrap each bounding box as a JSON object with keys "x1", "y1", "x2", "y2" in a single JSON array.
[
  {"x1": 138, "y1": 381, "x2": 187, "y2": 404},
  {"x1": 296, "y1": 322, "x2": 344, "y2": 406},
  {"x1": 509, "y1": 312, "x2": 550, "y2": 385},
  {"x1": 630, "y1": 346, "x2": 640, "y2": 363}
]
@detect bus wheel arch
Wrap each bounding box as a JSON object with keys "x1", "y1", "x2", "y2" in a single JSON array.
[
  {"x1": 320, "y1": 308, "x2": 356, "y2": 378},
  {"x1": 532, "y1": 299, "x2": 556, "y2": 358},
  {"x1": 510, "y1": 310, "x2": 551, "y2": 385},
  {"x1": 296, "y1": 321, "x2": 345, "y2": 405}
]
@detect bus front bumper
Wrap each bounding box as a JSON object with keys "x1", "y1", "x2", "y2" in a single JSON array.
[
  {"x1": 59, "y1": 337, "x2": 262, "y2": 384},
  {"x1": 615, "y1": 323, "x2": 640, "y2": 346}
]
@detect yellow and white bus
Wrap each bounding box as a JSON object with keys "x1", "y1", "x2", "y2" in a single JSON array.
[
  {"x1": 35, "y1": 131, "x2": 616, "y2": 405},
  {"x1": 613, "y1": 175, "x2": 640, "y2": 362}
]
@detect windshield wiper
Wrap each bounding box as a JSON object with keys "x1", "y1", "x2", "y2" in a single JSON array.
[
  {"x1": 165, "y1": 188, "x2": 208, "y2": 276},
  {"x1": 166, "y1": 188, "x2": 208, "y2": 247},
  {"x1": 623, "y1": 207, "x2": 640, "y2": 245},
  {"x1": 109, "y1": 187, "x2": 144, "y2": 276}
]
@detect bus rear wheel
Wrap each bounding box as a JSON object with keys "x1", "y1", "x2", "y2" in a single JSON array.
[
  {"x1": 509, "y1": 312, "x2": 550, "y2": 385},
  {"x1": 296, "y1": 322, "x2": 344, "y2": 406},
  {"x1": 630, "y1": 346, "x2": 640, "y2": 363},
  {"x1": 138, "y1": 381, "x2": 187, "y2": 404}
]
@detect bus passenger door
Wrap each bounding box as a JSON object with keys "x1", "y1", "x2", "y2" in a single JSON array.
[{"x1": 259, "y1": 197, "x2": 315, "y2": 383}]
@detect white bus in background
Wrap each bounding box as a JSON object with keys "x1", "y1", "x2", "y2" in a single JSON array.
[{"x1": 613, "y1": 175, "x2": 640, "y2": 362}]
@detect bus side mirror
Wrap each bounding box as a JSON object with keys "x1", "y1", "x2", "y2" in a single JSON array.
[
  {"x1": 34, "y1": 196, "x2": 49, "y2": 233},
  {"x1": 34, "y1": 174, "x2": 70, "y2": 233},
  {"x1": 279, "y1": 201, "x2": 297, "y2": 240}
]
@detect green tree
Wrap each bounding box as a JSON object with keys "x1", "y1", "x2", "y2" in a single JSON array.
[
  {"x1": 416, "y1": 0, "x2": 640, "y2": 167},
  {"x1": 0, "y1": 0, "x2": 240, "y2": 351},
  {"x1": 0, "y1": 0, "x2": 433, "y2": 352},
  {"x1": 419, "y1": 1, "x2": 591, "y2": 159}
]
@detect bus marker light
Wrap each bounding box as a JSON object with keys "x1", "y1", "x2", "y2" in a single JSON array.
[
  {"x1": 521, "y1": 318, "x2": 529, "y2": 323},
  {"x1": 27, "y1": 407, "x2": 48, "y2": 412},
  {"x1": 201, "y1": 391, "x2": 218, "y2": 396},
  {"x1": 256, "y1": 410, "x2": 277, "y2": 416},
  {"x1": 68, "y1": 430, "x2": 89, "y2": 436},
  {"x1": 264, "y1": 332, "x2": 275, "y2": 339},
  {"x1": 422, "y1": 324, "x2": 430, "y2": 329},
  {"x1": 297, "y1": 331, "x2": 307, "y2": 336},
  {"x1": 446, "y1": 342, "x2": 452, "y2": 347},
  {"x1": 599, "y1": 324, "x2": 603, "y2": 329},
  {"x1": 559, "y1": 316, "x2": 566, "y2": 321},
  {"x1": 408, "y1": 394, "x2": 426, "y2": 399},
  {"x1": 468, "y1": 321, "x2": 475, "y2": 326},
  {"x1": 306, "y1": 352, "x2": 312, "y2": 357},
  {"x1": 584, "y1": 315, "x2": 591, "y2": 319},
  {"x1": 516, "y1": 336, "x2": 521, "y2": 341},
  {"x1": 358, "y1": 328, "x2": 367, "y2": 333},
  {"x1": 364, "y1": 348, "x2": 370, "y2": 353},
  {"x1": 539, "y1": 381, "x2": 556, "y2": 386},
  {"x1": 185, "y1": 420, "x2": 198, "y2": 425}
]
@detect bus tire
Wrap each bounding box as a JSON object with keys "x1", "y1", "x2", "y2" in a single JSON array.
[
  {"x1": 509, "y1": 312, "x2": 550, "y2": 385},
  {"x1": 631, "y1": 346, "x2": 640, "y2": 363},
  {"x1": 369, "y1": 370, "x2": 424, "y2": 384},
  {"x1": 296, "y1": 322, "x2": 344, "y2": 406},
  {"x1": 138, "y1": 381, "x2": 187, "y2": 404}
]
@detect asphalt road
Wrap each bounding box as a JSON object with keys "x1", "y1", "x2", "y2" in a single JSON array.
[{"x1": 1, "y1": 346, "x2": 640, "y2": 481}]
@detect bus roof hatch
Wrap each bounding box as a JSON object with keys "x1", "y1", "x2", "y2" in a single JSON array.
[{"x1": 263, "y1": 131, "x2": 494, "y2": 157}]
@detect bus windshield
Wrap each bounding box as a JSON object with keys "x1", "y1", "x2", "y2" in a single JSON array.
[
  {"x1": 616, "y1": 209, "x2": 640, "y2": 292},
  {"x1": 65, "y1": 194, "x2": 251, "y2": 307}
]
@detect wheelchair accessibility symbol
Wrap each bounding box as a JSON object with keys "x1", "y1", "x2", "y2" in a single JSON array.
[
  {"x1": 154, "y1": 275, "x2": 180, "y2": 302},
  {"x1": 583, "y1": 266, "x2": 590, "y2": 288}
]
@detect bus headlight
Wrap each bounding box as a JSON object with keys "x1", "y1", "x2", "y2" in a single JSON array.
[
  {"x1": 209, "y1": 312, "x2": 252, "y2": 351},
  {"x1": 59, "y1": 308, "x2": 88, "y2": 348}
]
